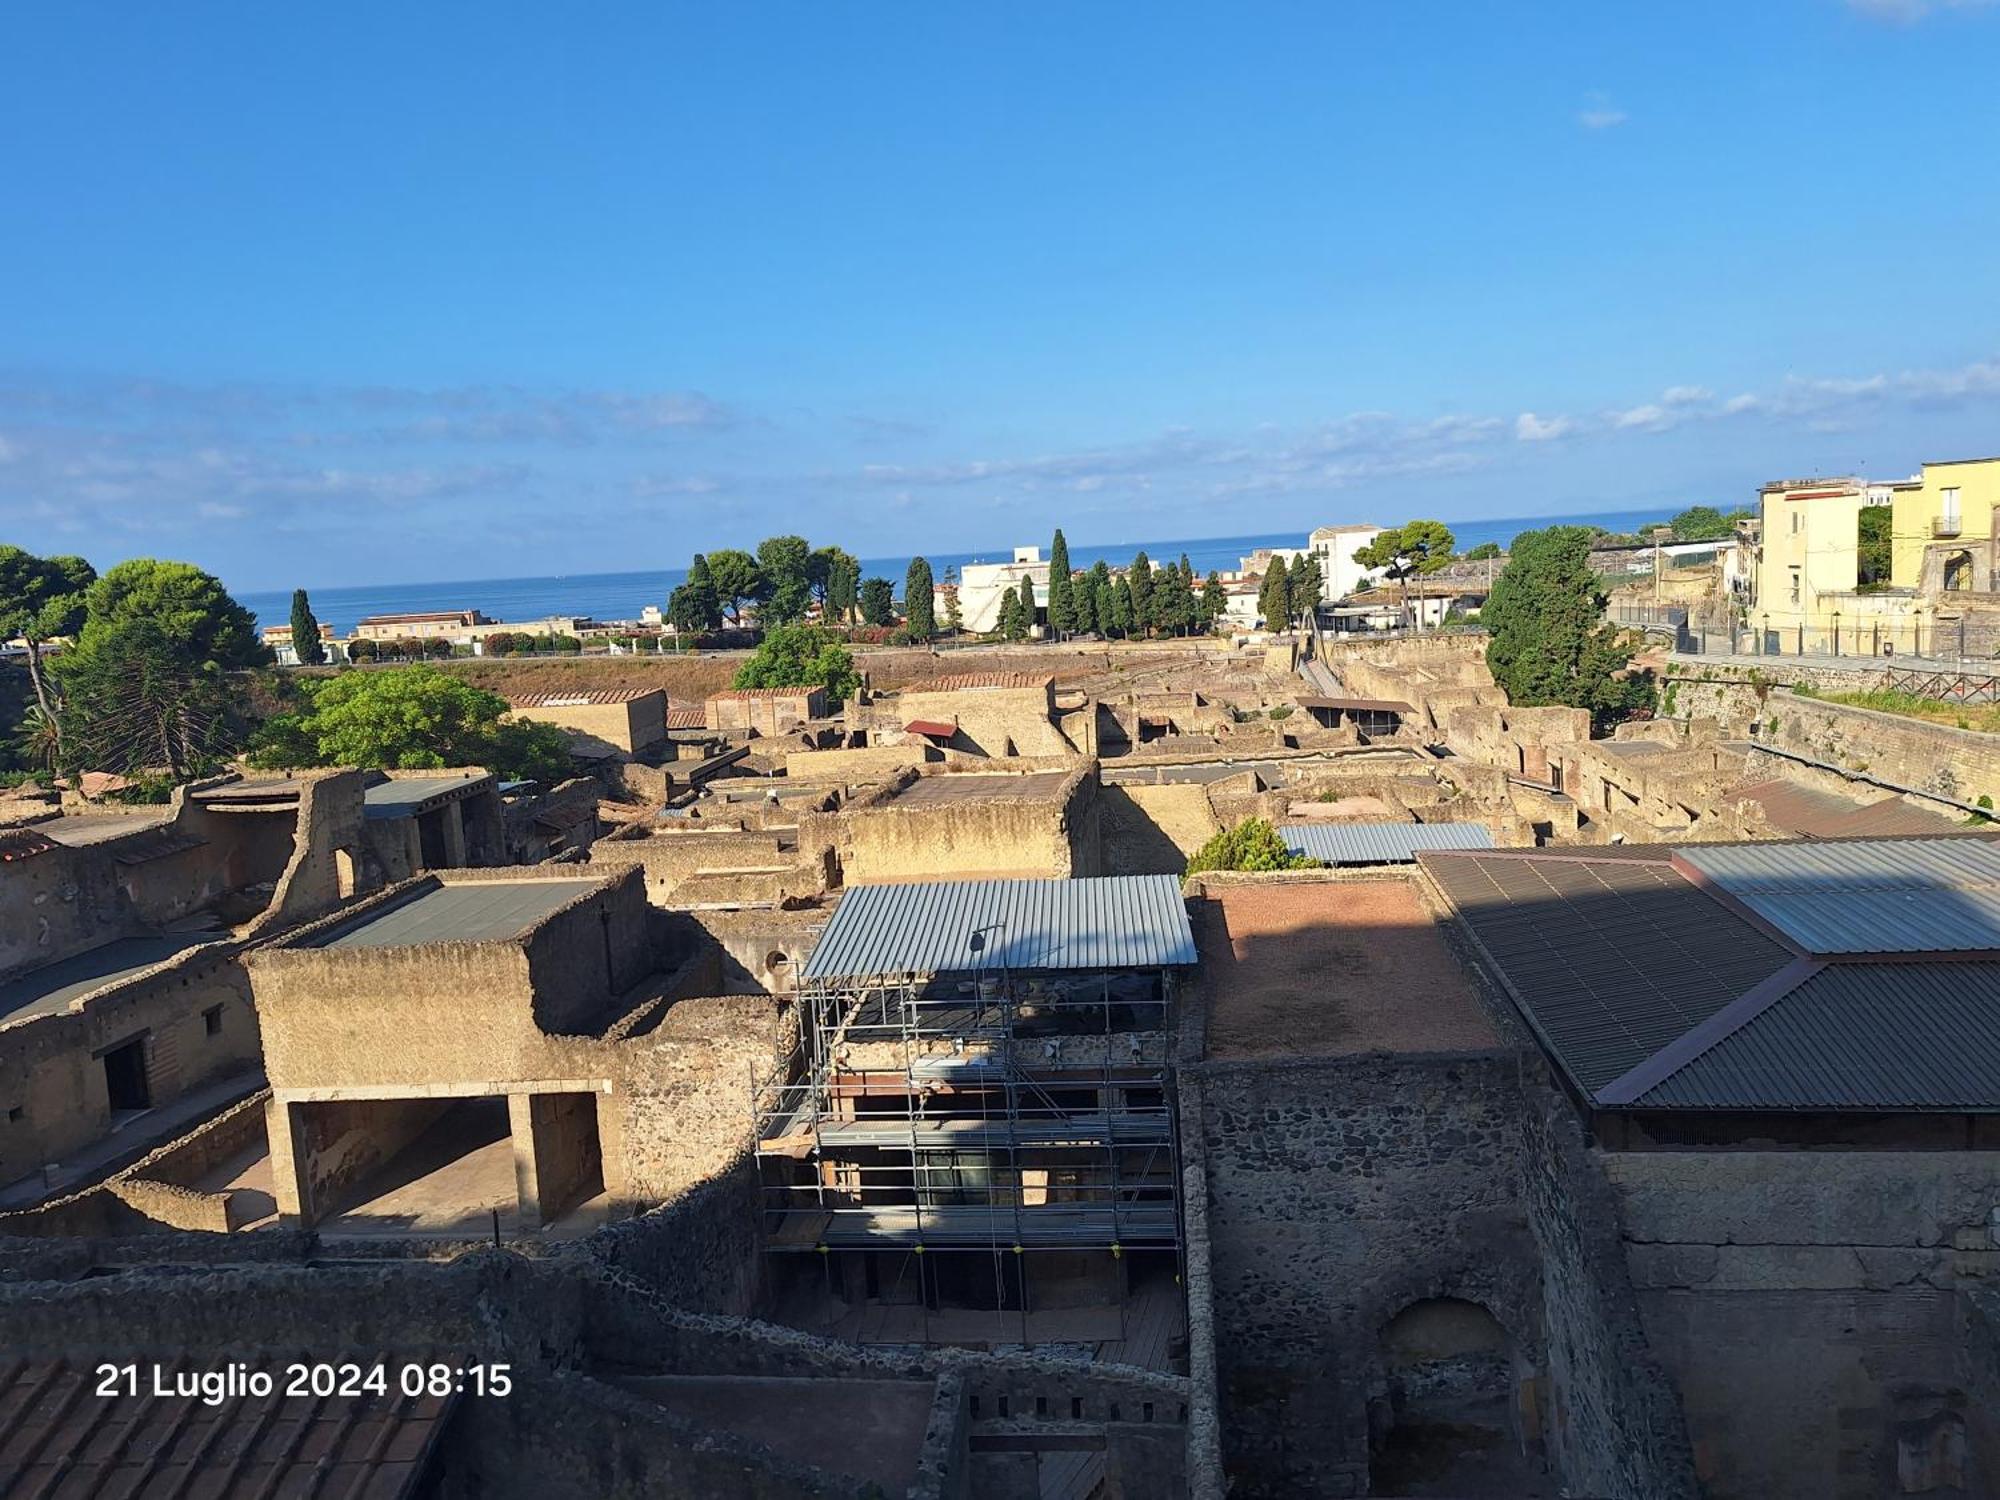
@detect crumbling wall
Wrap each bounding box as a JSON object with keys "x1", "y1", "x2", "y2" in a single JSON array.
[
  {"x1": 590, "y1": 829, "x2": 793, "y2": 904},
  {"x1": 783, "y1": 744, "x2": 938, "y2": 782},
  {"x1": 1100, "y1": 783, "x2": 1219, "y2": 876},
  {"x1": 838, "y1": 769, "x2": 1100, "y2": 883},
  {"x1": 1604, "y1": 1149, "x2": 2000, "y2": 1500},
  {"x1": 1, "y1": 841, "x2": 133, "y2": 979}
]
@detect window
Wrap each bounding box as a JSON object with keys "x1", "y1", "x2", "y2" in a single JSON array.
[
  {"x1": 1789, "y1": 568, "x2": 1801, "y2": 605},
  {"x1": 203, "y1": 1005, "x2": 224, "y2": 1037},
  {"x1": 1791, "y1": 509, "x2": 1802, "y2": 535},
  {"x1": 1942, "y1": 486, "x2": 1962, "y2": 528}
]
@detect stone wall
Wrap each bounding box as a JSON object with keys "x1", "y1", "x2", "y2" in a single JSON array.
[
  {"x1": 835, "y1": 766, "x2": 1102, "y2": 882},
  {"x1": 1, "y1": 839, "x2": 133, "y2": 979},
  {"x1": 782, "y1": 743, "x2": 938, "y2": 783},
  {"x1": 1193, "y1": 1050, "x2": 1540, "y2": 1496},
  {"x1": 1605, "y1": 1148, "x2": 2000, "y2": 1500}
]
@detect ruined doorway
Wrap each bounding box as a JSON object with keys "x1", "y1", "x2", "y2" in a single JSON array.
[
  {"x1": 1944, "y1": 550, "x2": 1974, "y2": 592},
  {"x1": 102, "y1": 1037, "x2": 151, "y2": 1115},
  {"x1": 334, "y1": 848, "x2": 358, "y2": 899},
  {"x1": 1368, "y1": 1297, "x2": 1548, "y2": 1497}
]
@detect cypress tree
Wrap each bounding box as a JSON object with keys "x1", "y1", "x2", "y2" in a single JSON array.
[
  {"x1": 1202, "y1": 571, "x2": 1226, "y2": 631},
  {"x1": 1047, "y1": 530, "x2": 1074, "y2": 637},
  {"x1": 1112, "y1": 575, "x2": 1137, "y2": 638},
  {"x1": 1129, "y1": 552, "x2": 1155, "y2": 637},
  {"x1": 1258, "y1": 559, "x2": 1291, "y2": 630},
  {"x1": 904, "y1": 557, "x2": 936, "y2": 639},
  {"x1": 289, "y1": 588, "x2": 326, "y2": 666},
  {"x1": 1017, "y1": 575, "x2": 1038, "y2": 635}
]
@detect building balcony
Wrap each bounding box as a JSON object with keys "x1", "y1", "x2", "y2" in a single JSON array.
[{"x1": 1933, "y1": 517, "x2": 1964, "y2": 539}]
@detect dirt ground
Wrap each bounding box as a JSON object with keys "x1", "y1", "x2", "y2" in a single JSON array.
[
  {"x1": 427, "y1": 638, "x2": 1256, "y2": 705},
  {"x1": 1196, "y1": 880, "x2": 1496, "y2": 1060}
]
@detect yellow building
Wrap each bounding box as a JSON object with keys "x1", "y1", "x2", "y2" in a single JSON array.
[
  {"x1": 1753, "y1": 478, "x2": 1926, "y2": 655},
  {"x1": 1889, "y1": 456, "x2": 2000, "y2": 594}
]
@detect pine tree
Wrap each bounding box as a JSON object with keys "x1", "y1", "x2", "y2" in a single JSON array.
[
  {"x1": 1128, "y1": 552, "x2": 1155, "y2": 638},
  {"x1": 1485, "y1": 526, "x2": 1656, "y2": 730},
  {"x1": 904, "y1": 557, "x2": 936, "y2": 639},
  {"x1": 1047, "y1": 530, "x2": 1074, "y2": 637},
  {"x1": 1071, "y1": 565, "x2": 1097, "y2": 635},
  {"x1": 1287, "y1": 553, "x2": 1323, "y2": 627},
  {"x1": 289, "y1": 589, "x2": 326, "y2": 666}
]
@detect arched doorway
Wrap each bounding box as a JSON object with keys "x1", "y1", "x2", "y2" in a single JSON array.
[
  {"x1": 1944, "y1": 550, "x2": 1974, "y2": 592},
  {"x1": 1368, "y1": 1297, "x2": 1549, "y2": 1496}
]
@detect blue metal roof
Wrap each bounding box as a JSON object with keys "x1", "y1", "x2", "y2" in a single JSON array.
[
  {"x1": 362, "y1": 772, "x2": 494, "y2": 821},
  {"x1": 803, "y1": 876, "x2": 1197, "y2": 980},
  {"x1": 1677, "y1": 838, "x2": 2000, "y2": 955},
  {"x1": 1280, "y1": 822, "x2": 1494, "y2": 865}
]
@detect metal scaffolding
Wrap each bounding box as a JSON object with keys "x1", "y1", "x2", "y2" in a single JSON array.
[{"x1": 751, "y1": 957, "x2": 1183, "y2": 1262}]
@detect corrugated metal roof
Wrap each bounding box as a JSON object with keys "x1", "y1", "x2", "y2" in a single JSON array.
[
  {"x1": 707, "y1": 686, "x2": 827, "y2": 701},
  {"x1": 362, "y1": 772, "x2": 495, "y2": 820},
  {"x1": 1676, "y1": 839, "x2": 2000, "y2": 955},
  {"x1": 1632, "y1": 962, "x2": 2000, "y2": 1110},
  {"x1": 903, "y1": 719, "x2": 957, "y2": 738},
  {"x1": 106, "y1": 827, "x2": 208, "y2": 866},
  {"x1": 802, "y1": 876, "x2": 1196, "y2": 979},
  {"x1": 1423, "y1": 850, "x2": 1794, "y2": 1093},
  {"x1": 307, "y1": 879, "x2": 600, "y2": 949},
  {"x1": 0, "y1": 1354, "x2": 455, "y2": 1497},
  {"x1": 665, "y1": 707, "x2": 708, "y2": 730},
  {"x1": 1294, "y1": 696, "x2": 1414, "y2": 714},
  {"x1": 1281, "y1": 822, "x2": 1493, "y2": 865}
]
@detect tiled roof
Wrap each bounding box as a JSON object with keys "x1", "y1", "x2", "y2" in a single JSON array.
[
  {"x1": 903, "y1": 719, "x2": 958, "y2": 738},
  {"x1": 707, "y1": 686, "x2": 827, "y2": 701},
  {"x1": 665, "y1": 707, "x2": 708, "y2": 730},
  {"x1": 509, "y1": 688, "x2": 663, "y2": 707},
  {"x1": 0, "y1": 1354, "x2": 457, "y2": 1497},
  {"x1": 909, "y1": 672, "x2": 1053, "y2": 692}
]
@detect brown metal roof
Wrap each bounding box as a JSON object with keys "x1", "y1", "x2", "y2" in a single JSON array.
[
  {"x1": 1421, "y1": 849, "x2": 1794, "y2": 1095},
  {"x1": 0, "y1": 1354, "x2": 458, "y2": 1498},
  {"x1": 665, "y1": 707, "x2": 708, "y2": 730},
  {"x1": 1730, "y1": 778, "x2": 1959, "y2": 840},
  {"x1": 910, "y1": 672, "x2": 1053, "y2": 692},
  {"x1": 508, "y1": 688, "x2": 664, "y2": 708},
  {"x1": 903, "y1": 719, "x2": 957, "y2": 738}
]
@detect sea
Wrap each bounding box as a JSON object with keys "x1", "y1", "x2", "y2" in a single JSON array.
[{"x1": 237, "y1": 507, "x2": 1671, "y2": 633}]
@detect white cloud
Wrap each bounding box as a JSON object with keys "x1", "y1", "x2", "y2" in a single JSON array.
[
  {"x1": 1516, "y1": 412, "x2": 1575, "y2": 442},
  {"x1": 1578, "y1": 91, "x2": 1628, "y2": 130}
]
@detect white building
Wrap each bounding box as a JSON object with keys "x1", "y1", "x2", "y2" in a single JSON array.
[
  {"x1": 950, "y1": 546, "x2": 1050, "y2": 634},
  {"x1": 1307, "y1": 523, "x2": 1387, "y2": 601}
]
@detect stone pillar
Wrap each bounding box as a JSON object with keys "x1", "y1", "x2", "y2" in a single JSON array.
[
  {"x1": 266, "y1": 1096, "x2": 315, "y2": 1229},
  {"x1": 441, "y1": 799, "x2": 468, "y2": 867},
  {"x1": 508, "y1": 1091, "x2": 602, "y2": 1228}
]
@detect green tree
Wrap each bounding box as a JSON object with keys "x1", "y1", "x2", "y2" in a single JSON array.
[
  {"x1": 998, "y1": 587, "x2": 1025, "y2": 641},
  {"x1": 0, "y1": 546, "x2": 96, "y2": 750},
  {"x1": 58, "y1": 618, "x2": 243, "y2": 779},
  {"x1": 904, "y1": 557, "x2": 936, "y2": 639},
  {"x1": 1128, "y1": 552, "x2": 1155, "y2": 637},
  {"x1": 1483, "y1": 525, "x2": 1656, "y2": 729},
  {"x1": 1111, "y1": 575, "x2": 1136, "y2": 638},
  {"x1": 1666, "y1": 505, "x2": 1738, "y2": 541},
  {"x1": 1858, "y1": 506, "x2": 1893, "y2": 586},
  {"x1": 813, "y1": 546, "x2": 860, "y2": 624},
  {"x1": 667, "y1": 554, "x2": 725, "y2": 633},
  {"x1": 249, "y1": 665, "x2": 573, "y2": 782},
  {"x1": 1047, "y1": 530, "x2": 1075, "y2": 636},
  {"x1": 1084, "y1": 561, "x2": 1112, "y2": 637},
  {"x1": 1464, "y1": 541, "x2": 1503, "y2": 561},
  {"x1": 730, "y1": 624, "x2": 860, "y2": 702},
  {"x1": 289, "y1": 589, "x2": 327, "y2": 666},
  {"x1": 1184, "y1": 818, "x2": 1321, "y2": 882},
  {"x1": 705, "y1": 548, "x2": 765, "y2": 627},
  {"x1": 1202, "y1": 571, "x2": 1226, "y2": 631},
  {"x1": 1016, "y1": 575, "x2": 1038, "y2": 636},
  {"x1": 859, "y1": 576, "x2": 895, "y2": 626},
  {"x1": 73, "y1": 558, "x2": 266, "y2": 669},
  {"x1": 1287, "y1": 553, "x2": 1323, "y2": 627},
  {"x1": 1257, "y1": 558, "x2": 1291, "y2": 630},
  {"x1": 1353, "y1": 521, "x2": 1455, "y2": 629},
  {"x1": 755, "y1": 535, "x2": 814, "y2": 626}
]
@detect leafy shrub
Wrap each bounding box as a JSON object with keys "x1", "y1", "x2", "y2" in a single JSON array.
[{"x1": 1184, "y1": 818, "x2": 1322, "y2": 883}]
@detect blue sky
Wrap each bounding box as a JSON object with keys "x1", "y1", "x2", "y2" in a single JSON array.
[{"x1": 3, "y1": 0, "x2": 1999, "y2": 591}]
